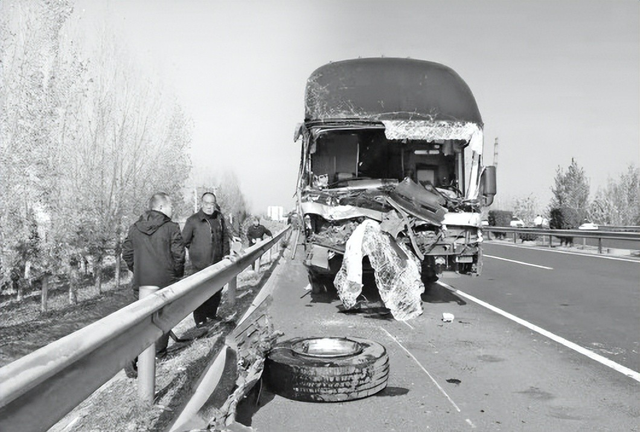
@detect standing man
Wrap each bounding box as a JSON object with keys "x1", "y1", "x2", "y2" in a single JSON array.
[
  {"x1": 182, "y1": 192, "x2": 231, "y2": 327},
  {"x1": 122, "y1": 192, "x2": 185, "y2": 368},
  {"x1": 246, "y1": 217, "x2": 273, "y2": 246}
]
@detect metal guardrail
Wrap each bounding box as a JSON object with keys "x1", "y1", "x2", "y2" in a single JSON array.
[
  {"x1": 483, "y1": 227, "x2": 640, "y2": 253},
  {"x1": 0, "y1": 226, "x2": 290, "y2": 432}
]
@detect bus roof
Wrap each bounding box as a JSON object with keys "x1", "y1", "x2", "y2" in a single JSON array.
[{"x1": 304, "y1": 58, "x2": 482, "y2": 125}]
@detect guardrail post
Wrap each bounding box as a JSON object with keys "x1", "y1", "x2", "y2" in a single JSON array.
[
  {"x1": 513, "y1": 232, "x2": 517, "y2": 244},
  {"x1": 598, "y1": 238, "x2": 603, "y2": 254},
  {"x1": 253, "y1": 256, "x2": 260, "y2": 272},
  {"x1": 227, "y1": 276, "x2": 237, "y2": 307},
  {"x1": 138, "y1": 285, "x2": 159, "y2": 403},
  {"x1": 548, "y1": 234, "x2": 552, "y2": 248}
]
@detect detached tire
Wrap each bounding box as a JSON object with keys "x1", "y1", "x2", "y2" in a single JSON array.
[{"x1": 264, "y1": 337, "x2": 389, "y2": 402}]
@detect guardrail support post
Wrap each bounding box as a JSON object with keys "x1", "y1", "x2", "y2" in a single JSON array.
[
  {"x1": 513, "y1": 232, "x2": 517, "y2": 244},
  {"x1": 138, "y1": 285, "x2": 159, "y2": 403},
  {"x1": 227, "y1": 276, "x2": 237, "y2": 307},
  {"x1": 598, "y1": 238, "x2": 603, "y2": 254},
  {"x1": 548, "y1": 234, "x2": 552, "y2": 248},
  {"x1": 253, "y1": 256, "x2": 260, "y2": 272}
]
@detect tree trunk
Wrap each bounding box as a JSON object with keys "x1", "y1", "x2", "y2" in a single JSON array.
[
  {"x1": 95, "y1": 262, "x2": 103, "y2": 293},
  {"x1": 114, "y1": 242, "x2": 122, "y2": 289},
  {"x1": 16, "y1": 282, "x2": 23, "y2": 301},
  {"x1": 115, "y1": 254, "x2": 121, "y2": 289},
  {"x1": 19, "y1": 260, "x2": 32, "y2": 302},
  {"x1": 41, "y1": 274, "x2": 49, "y2": 313},
  {"x1": 69, "y1": 267, "x2": 78, "y2": 305},
  {"x1": 16, "y1": 279, "x2": 24, "y2": 302}
]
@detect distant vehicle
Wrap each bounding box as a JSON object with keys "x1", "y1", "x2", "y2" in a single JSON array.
[
  {"x1": 510, "y1": 217, "x2": 525, "y2": 228},
  {"x1": 578, "y1": 222, "x2": 599, "y2": 230}
]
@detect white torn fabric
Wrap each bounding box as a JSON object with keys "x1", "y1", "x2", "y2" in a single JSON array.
[
  {"x1": 381, "y1": 120, "x2": 483, "y2": 155},
  {"x1": 333, "y1": 220, "x2": 425, "y2": 321}
]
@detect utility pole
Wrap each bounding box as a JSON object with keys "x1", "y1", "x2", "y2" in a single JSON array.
[
  {"x1": 493, "y1": 137, "x2": 499, "y2": 170},
  {"x1": 493, "y1": 137, "x2": 500, "y2": 209}
]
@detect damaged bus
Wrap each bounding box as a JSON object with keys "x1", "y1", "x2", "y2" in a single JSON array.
[{"x1": 294, "y1": 58, "x2": 496, "y2": 303}]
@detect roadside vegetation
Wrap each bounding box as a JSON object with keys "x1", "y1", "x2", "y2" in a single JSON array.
[
  {"x1": 0, "y1": 1, "x2": 252, "y2": 314},
  {"x1": 490, "y1": 159, "x2": 640, "y2": 228}
]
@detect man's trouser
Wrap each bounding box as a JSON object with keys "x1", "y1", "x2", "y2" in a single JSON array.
[{"x1": 193, "y1": 290, "x2": 222, "y2": 324}]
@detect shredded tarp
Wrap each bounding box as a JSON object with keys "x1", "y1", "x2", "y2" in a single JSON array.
[
  {"x1": 333, "y1": 220, "x2": 425, "y2": 321},
  {"x1": 381, "y1": 120, "x2": 483, "y2": 155}
]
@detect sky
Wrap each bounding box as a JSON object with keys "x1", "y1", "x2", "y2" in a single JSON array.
[{"x1": 77, "y1": 0, "x2": 639, "y2": 214}]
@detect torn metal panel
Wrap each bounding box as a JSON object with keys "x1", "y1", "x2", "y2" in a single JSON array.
[
  {"x1": 300, "y1": 201, "x2": 385, "y2": 222},
  {"x1": 388, "y1": 178, "x2": 447, "y2": 226},
  {"x1": 307, "y1": 244, "x2": 332, "y2": 270},
  {"x1": 379, "y1": 210, "x2": 406, "y2": 239},
  {"x1": 334, "y1": 220, "x2": 425, "y2": 321},
  {"x1": 308, "y1": 220, "x2": 360, "y2": 252}
]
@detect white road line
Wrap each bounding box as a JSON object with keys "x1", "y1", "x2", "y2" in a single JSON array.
[
  {"x1": 379, "y1": 326, "x2": 461, "y2": 412},
  {"x1": 437, "y1": 281, "x2": 640, "y2": 383},
  {"x1": 402, "y1": 320, "x2": 414, "y2": 330},
  {"x1": 484, "y1": 254, "x2": 553, "y2": 270},
  {"x1": 487, "y1": 241, "x2": 640, "y2": 263}
]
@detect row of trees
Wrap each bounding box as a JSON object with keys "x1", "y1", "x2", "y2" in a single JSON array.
[
  {"x1": 509, "y1": 159, "x2": 640, "y2": 228},
  {"x1": 0, "y1": 1, "x2": 193, "y2": 306}
]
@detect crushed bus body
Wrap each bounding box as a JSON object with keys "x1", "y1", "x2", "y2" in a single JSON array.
[{"x1": 294, "y1": 58, "x2": 496, "y2": 318}]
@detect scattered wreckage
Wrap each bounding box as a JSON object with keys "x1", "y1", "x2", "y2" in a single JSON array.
[{"x1": 295, "y1": 58, "x2": 496, "y2": 320}]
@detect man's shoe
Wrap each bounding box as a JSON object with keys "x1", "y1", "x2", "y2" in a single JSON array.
[{"x1": 196, "y1": 321, "x2": 206, "y2": 328}]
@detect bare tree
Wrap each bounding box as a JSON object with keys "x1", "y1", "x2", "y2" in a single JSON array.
[
  {"x1": 512, "y1": 194, "x2": 540, "y2": 226},
  {"x1": 589, "y1": 165, "x2": 640, "y2": 225},
  {"x1": 1, "y1": 3, "x2": 192, "y2": 307}
]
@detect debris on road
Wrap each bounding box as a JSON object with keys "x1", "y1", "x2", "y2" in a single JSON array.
[{"x1": 442, "y1": 312, "x2": 455, "y2": 322}]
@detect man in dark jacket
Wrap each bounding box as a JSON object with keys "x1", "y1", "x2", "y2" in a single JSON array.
[
  {"x1": 182, "y1": 192, "x2": 230, "y2": 327},
  {"x1": 122, "y1": 192, "x2": 185, "y2": 374},
  {"x1": 246, "y1": 218, "x2": 273, "y2": 246}
]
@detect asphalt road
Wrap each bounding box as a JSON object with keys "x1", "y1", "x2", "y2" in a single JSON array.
[
  {"x1": 464, "y1": 242, "x2": 640, "y2": 371},
  {"x1": 237, "y1": 243, "x2": 639, "y2": 432}
]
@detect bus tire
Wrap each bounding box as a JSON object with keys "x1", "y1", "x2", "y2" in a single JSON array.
[{"x1": 264, "y1": 337, "x2": 389, "y2": 402}]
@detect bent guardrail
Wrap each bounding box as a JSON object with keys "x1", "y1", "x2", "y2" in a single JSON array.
[
  {"x1": 483, "y1": 227, "x2": 640, "y2": 253},
  {"x1": 0, "y1": 226, "x2": 290, "y2": 432}
]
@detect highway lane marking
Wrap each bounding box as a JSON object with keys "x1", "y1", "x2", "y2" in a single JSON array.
[
  {"x1": 486, "y1": 242, "x2": 640, "y2": 263},
  {"x1": 484, "y1": 254, "x2": 553, "y2": 270},
  {"x1": 379, "y1": 327, "x2": 461, "y2": 413},
  {"x1": 437, "y1": 281, "x2": 640, "y2": 383},
  {"x1": 402, "y1": 320, "x2": 415, "y2": 330}
]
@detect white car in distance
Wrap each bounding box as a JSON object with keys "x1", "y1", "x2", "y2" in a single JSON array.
[{"x1": 510, "y1": 217, "x2": 525, "y2": 228}]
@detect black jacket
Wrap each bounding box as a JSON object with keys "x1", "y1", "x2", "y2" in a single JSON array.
[
  {"x1": 246, "y1": 224, "x2": 273, "y2": 245},
  {"x1": 122, "y1": 210, "x2": 185, "y2": 291},
  {"x1": 182, "y1": 208, "x2": 230, "y2": 271}
]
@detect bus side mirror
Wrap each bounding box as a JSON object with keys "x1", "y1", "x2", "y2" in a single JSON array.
[
  {"x1": 481, "y1": 166, "x2": 496, "y2": 206},
  {"x1": 294, "y1": 123, "x2": 305, "y2": 142}
]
